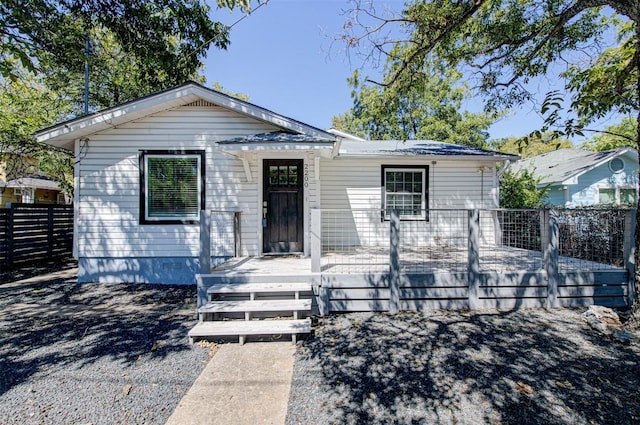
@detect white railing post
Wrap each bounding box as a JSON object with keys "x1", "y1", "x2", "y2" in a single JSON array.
[
  {"x1": 389, "y1": 209, "x2": 400, "y2": 314},
  {"x1": 199, "y1": 209, "x2": 211, "y2": 274},
  {"x1": 311, "y1": 209, "x2": 321, "y2": 273},
  {"x1": 233, "y1": 210, "x2": 242, "y2": 257},
  {"x1": 543, "y1": 209, "x2": 559, "y2": 308},
  {"x1": 492, "y1": 209, "x2": 502, "y2": 246},
  {"x1": 468, "y1": 209, "x2": 480, "y2": 309},
  {"x1": 623, "y1": 208, "x2": 636, "y2": 306}
]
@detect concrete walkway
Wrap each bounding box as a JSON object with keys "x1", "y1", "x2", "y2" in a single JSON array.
[{"x1": 166, "y1": 342, "x2": 297, "y2": 425}]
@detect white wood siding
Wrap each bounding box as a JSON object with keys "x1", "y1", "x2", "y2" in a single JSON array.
[
  {"x1": 76, "y1": 106, "x2": 277, "y2": 258},
  {"x1": 319, "y1": 157, "x2": 499, "y2": 247}
]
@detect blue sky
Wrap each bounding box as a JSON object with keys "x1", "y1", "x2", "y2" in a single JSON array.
[{"x1": 201, "y1": 1, "x2": 594, "y2": 141}]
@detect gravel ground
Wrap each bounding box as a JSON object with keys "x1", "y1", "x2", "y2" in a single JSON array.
[
  {"x1": 287, "y1": 309, "x2": 640, "y2": 425},
  {"x1": 0, "y1": 267, "x2": 210, "y2": 425},
  {"x1": 0, "y1": 258, "x2": 78, "y2": 284}
]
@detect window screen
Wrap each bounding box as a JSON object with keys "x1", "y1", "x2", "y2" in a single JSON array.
[
  {"x1": 382, "y1": 166, "x2": 428, "y2": 220},
  {"x1": 140, "y1": 151, "x2": 204, "y2": 224}
]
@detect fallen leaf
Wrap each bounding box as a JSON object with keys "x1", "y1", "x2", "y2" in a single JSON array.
[
  {"x1": 516, "y1": 381, "x2": 534, "y2": 396},
  {"x1": 556, "y1": 380, "x2": 575, "y2": 390}
]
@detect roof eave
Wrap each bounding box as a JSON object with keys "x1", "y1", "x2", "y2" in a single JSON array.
[
  {"x1": 35, "y1": 82, "x2": 337, "y2": 149},
  {"x1": 336, "y1": 152, "x2": 517, "y2": 161},
  {"x1": 218, "y1": 141, "x2": 335, "y2": 151},
  {"x1": 561, "y1": 148, "x2": 638, "y2": 182}
]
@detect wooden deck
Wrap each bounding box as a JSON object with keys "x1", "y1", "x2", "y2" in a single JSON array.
[
  {"x1": 211, "y1": 255, "x2": 312, "y2": 274},
  {"x1": 200, "y1": 246, "x2": 630, "y2": 316},
  {"x1": 193, "y1": 208, "x2": 633, "y2": 336},
  {"x1": 210, "y1": 247, "x2": 623, "y2": 275},
  {"x1": 320, "y1": 245, "x2": 624, "y2": 274}
]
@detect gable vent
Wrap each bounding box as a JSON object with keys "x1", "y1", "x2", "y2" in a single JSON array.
[{"x1": 184, "y1": 100, "x2": 218, "y2": 108}]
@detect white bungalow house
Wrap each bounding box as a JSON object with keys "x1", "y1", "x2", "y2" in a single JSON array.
[
  {"x1": 36, "y1": 82, "x2": 634, "y2": 343},
  {"x1": 35, "y1": 82, "x2": 515, "y2": 285}
]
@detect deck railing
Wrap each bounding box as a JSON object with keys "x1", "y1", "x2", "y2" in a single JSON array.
[
  {"x1": 311, "y1": 208, "x2": 634, "y2": 273},
  {"x1": 311, "y1": 208, "x2": 636, "y2": 312},
  {"x1": 199, "y1": 209, "x2": 241, "y2": 274}
]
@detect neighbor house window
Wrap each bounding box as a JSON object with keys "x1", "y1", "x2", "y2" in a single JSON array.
[
  {"x1": 139, "y1": 150, "x2": 205, "y2": 224},
  {"x1": 598, "y1": 187, "x2": 637, "y2": 206},
  {"x1": 599, "y1": 188, "x2": 616, "y2": 205},
  {"x1": 620, "y1": 188, "x2": 637, "y2": 205},
  {"x1": 382, "y1": 165, "x2": 428, "y2": 220}
]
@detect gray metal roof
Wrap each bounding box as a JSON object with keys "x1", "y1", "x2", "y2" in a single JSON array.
[
  {"x1": 219, "y1": 131, "x2": 335, "y2": 144},
  {"x1": 0, "y1": 174, "x2": 61, "y2": 190},
  {"x1": 508, "y1": 147, "x2": 638, "y2": 185},
  {"x1": 338, "y1": 139, "x2": 518, "y2": 159}
]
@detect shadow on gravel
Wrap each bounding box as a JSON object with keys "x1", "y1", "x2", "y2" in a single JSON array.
[
  {"x1": 0, "y1": 258, "x2": 78, "y2": 284},
  {"x1": 289, "y1": 310, "x2": 640, "y2": 425},
  {"x1": 0, "y1": 273, "x2": 197, "y2": 397}
]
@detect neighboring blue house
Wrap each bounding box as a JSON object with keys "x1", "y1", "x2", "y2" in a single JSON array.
[{"x1": 508, "y1": 147, "x2": 638, "y2": 207}]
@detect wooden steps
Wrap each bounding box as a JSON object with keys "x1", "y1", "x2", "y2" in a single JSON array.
[
  {"x1": 188, "y1": 319, "x2": 311, "y2": 345},
  {"x1": 199, "y1": 299, "x2": 312, "y2": 314},
  {"x1": 207, "y1": 281, "x2": 311, "y2": 295},
  {"x1": 189, "y1": 274, "x2": 315, "y2": 344}
]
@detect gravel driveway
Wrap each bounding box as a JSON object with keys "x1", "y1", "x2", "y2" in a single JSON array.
[
  {"x1": 287, "y1": 309, "x2": 640, "y2": 425},
  {"x1": 0, "y1": 268, "x2": 209, "y2": 425}
]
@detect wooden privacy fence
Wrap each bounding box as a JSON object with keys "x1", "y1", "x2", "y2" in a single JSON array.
[{"x1": 0, "y1": 203, "x2": 73, "y2": 269}]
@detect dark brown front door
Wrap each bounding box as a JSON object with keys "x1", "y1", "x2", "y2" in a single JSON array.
[{"x1": 263, "y1": 159, "x2": 303, "y2": 253}]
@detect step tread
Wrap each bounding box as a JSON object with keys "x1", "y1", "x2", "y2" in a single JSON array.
[
  {"x1": 199, "y1": 299, "x2": 312, "y2": 313},
  {"x1": 207, "y1": 281, "x2": 312, "y2": 294},
  {"x1": 188, "y1": 319, "x2": 311, "y2": 337}
]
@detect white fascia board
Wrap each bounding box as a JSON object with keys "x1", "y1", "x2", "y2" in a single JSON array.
[
  {"x1": 566, "y1": 148, "x2": 637, "y2": 182},
  {"x1": 35, "y1": 88, "x2": 200, "y2": 148},
  {"x1": 189, "y1": 87, "x2": 335, "y2": 140},
  {"x1": 334, "y1": 153, "x2": 514, "y2": 162},
  {"x1": 35, "y1": 83, "x2": 337, "y2": 149},
  {"x1": 326, "y1": 128, "x2": 367, "y2": 141},
  {"x1": 220, "y1": 142, "x2": 334, "y2": 152}
]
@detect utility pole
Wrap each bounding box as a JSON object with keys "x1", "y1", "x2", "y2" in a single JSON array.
[{"x1": 84, "y1": 35, "x2": 90, "y2": 115}]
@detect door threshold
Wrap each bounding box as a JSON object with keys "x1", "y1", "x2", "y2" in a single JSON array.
[{"x1": 261, "y1": 252, "x2": 304, "y2": 258}]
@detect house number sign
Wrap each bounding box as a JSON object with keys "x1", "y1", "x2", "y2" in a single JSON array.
[{"x1": 303, "y1": 163, "x2": 309, "y2": 188}]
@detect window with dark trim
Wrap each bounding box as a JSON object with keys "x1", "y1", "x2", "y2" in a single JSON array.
[
  {"x1": 139, "y1": 150, "x2": 205, "y2": 224},
  {"x1": 381, "y1": 165, "x2": 429, "y2": 220}
]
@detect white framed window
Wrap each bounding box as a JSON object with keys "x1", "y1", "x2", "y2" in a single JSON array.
[
  {"x1": 16, "y1": 187, "x2": 34, "y2": 203},
  {"x1": 598, "y1": 187, "x2": 637, "y2": 206},
  {"x1": 139, "y1": 150, "x2": 205, "y2": 224},
  {"x1": 382, "y1": 165, "x2": 428, "y2": 220}
]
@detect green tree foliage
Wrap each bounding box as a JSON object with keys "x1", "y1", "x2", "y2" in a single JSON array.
[
  {"x1": 581, "y1": 116, "x2": 638, "y2": 151},
  {"x1": 0, "y1": 76, "x2": 73, "y2": 192},
  {"x1": 332, "y1": 55, "x2": 497, "y2": 147},
  {"x1": 489, "y1": 134, "x2": 573, "y2": 158},
  {"x1": 499, "y1": 168, "x2": 549, "y2": 208},
  {"x1": 212, "y1": 82, "x2": 251, "y2": 101},
  {"x1": 0, "y1": 0, "x2": 251, "y2": 194},
  {"x1": 0, "y1": 0, "x2": 250, "y2": 84}
]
